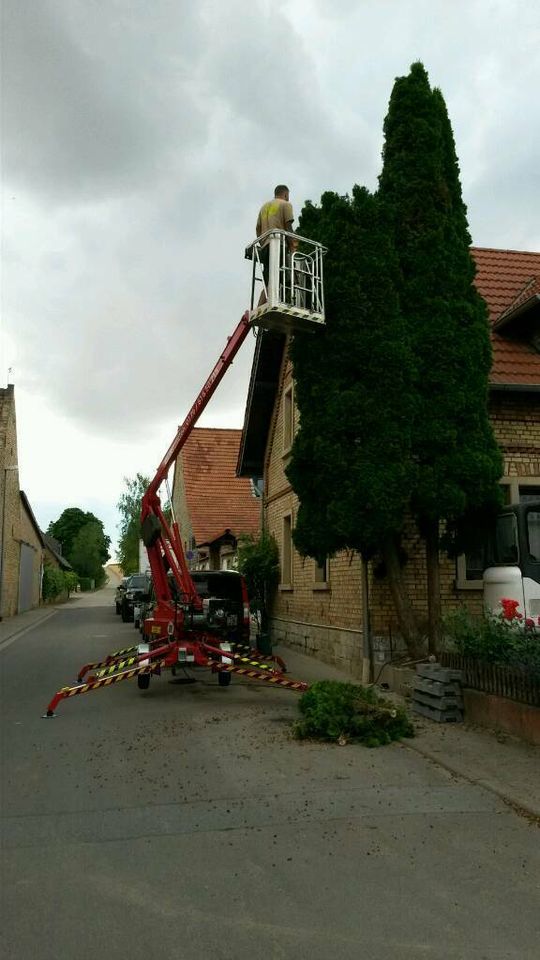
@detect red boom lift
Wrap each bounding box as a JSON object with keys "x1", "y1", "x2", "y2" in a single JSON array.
[{"x1": 44, "y1": 229, "x2": 326, "y2": 716}]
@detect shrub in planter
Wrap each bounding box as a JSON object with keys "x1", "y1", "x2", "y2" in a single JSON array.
[{"x1": 293, "y1": 680, "x2": 415, "y2": 747}]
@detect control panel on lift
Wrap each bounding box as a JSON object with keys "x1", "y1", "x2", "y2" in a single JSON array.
[{"x1": 246, "y1": 229, "x2": 326, "y2": 335}]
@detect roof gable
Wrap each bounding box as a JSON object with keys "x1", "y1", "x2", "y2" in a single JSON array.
[
  {"x1": 19, "y1": 491, "x2": 45, "y2": 547},
  {"x1": 472, "y1": 247, "x2": 540, "y2": 387},
  {"x1": 180, "y1": 428, "x2": 260, "y2": 545},
  {"x1": 43, "y1": 533, "x2": 72, "y2": 570}
]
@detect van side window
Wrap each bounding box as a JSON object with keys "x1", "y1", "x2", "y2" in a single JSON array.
[
  {"x1": 527, "y1": 510, "x2": 540, "y2": 561},
  {"x1": 494, "y1": 514, "x2": 519, "y2": 565}
]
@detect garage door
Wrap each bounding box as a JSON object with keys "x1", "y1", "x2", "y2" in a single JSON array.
[{"x1": 18, "y1": 543, "x2": 36, "y2": 613}]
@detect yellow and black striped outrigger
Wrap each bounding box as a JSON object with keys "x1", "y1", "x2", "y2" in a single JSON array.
[{"x1": 44, "y1": 636, "x2": 308, "y2": 717}]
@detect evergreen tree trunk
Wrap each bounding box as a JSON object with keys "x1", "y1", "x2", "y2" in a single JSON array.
[
  {"x1": 424, "y1": 519, "x2": 441, "y2": 655},
  {"x1": 382, "y1": 537, "x2": 420, "y2": 656}
]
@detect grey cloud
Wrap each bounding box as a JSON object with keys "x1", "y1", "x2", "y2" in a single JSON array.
[
  {"x1": 2, "y1": 0, "x2": 539, "y2": 451},
  {"x1": 2, "y1": 0, "x2": 207, "y2": 200}
]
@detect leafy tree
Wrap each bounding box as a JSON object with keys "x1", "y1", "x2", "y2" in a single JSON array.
[
  {"x1": 116, "y1": 474, "x2": 151, "y2": 574},
  {"x1": 236, "y1": 530, "x2": 280, "y2": 635},
  {"x1": 70, "y1": 522, "x2": 108, "y2": 587},
  {"x1": 378, "y1": 62, "x2": 502, "y2": 650},
  {"x1": 287, "y1": 187, "x2": 420, "y2": 650},
  {"x1": 48, "y1": 507, "x2": 110, "y2": 566}
]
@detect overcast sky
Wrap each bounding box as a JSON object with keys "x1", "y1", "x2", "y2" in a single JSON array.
[{"x1": 1, "y1": 0, "x2": 539, "y2": 558}]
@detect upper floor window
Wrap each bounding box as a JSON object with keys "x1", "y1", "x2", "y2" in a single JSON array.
[
  {"x1": 281, "y1": 513, "x2": 293, "y2": 587},
  {"x1": 314, "y1": 557, "x2": 329, "y2": 584}
]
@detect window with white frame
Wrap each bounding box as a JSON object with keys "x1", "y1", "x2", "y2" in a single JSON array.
[
  {"x1": 281, "y1": 514, "x2": 293, "y2": 586},
  {"x1": 283, "y1": 385, "x2": 294, "y2": 454}
]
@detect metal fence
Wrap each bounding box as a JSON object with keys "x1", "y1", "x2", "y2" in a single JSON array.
[{"x1": 440, "y1": 652, "x2": 540, "y2": 707}]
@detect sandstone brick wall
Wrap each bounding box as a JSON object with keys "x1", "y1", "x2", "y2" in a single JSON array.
[
  {"x1": 19, "y1": 503, "x2": 44, "y2": 610},
  {"x1": 0, "y1": 387, "x2": 22, "y2": 618},
  {"x1": 491, "y1": 393, "x2": 540, "y2": 483},
  {"x1": 264, "y1": 356, "x2": 540, "y2": 672},
  {"x1": 264, "y1": 354, "x2": 365, "y2": 669}
]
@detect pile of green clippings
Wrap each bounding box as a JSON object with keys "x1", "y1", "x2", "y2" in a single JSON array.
[{"x1": 293, "y1": 680, "x2": 415, "y2": 748}]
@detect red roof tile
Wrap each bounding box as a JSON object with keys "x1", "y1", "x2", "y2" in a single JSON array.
[
  {"x1": 471, "y1": 247, "x2": 540, "y2": 386},
  {"x1": 180, "y1": 428, "x2": 260, "y2": 546}
]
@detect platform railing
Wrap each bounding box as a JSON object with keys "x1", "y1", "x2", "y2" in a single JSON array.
[{"x1": 245, "y1": 229, "x2": 326, "y2": 334}]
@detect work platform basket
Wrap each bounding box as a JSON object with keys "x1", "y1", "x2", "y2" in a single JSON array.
[{"x1": 246, "y1": 229, "x2": 326, "y2": 334}]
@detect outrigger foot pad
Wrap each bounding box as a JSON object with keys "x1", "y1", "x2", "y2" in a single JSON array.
[{"x1": 42, "y1": 711, "x2": 56, "y2": 718}]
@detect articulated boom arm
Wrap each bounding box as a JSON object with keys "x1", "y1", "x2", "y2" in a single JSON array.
[{"x1": 140, "y1": 311, "x2": 252, "y2": 608}]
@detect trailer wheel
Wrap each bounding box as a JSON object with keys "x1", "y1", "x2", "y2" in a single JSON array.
[
  {"x1": 218, "y1": 671, "x2": 231, "y2": 687},
  {"x1": 137, "y1": 674, "x2": 150, "y2": 690}
]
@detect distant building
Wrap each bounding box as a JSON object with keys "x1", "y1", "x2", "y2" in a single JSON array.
[
  {"x1": 42, "y1": 532, "x2": 73, "y2": 603},
  {"x1": 0, "y1": 386, "x2": 45, "y2": 616},
  {"x1": 172, "y1": 427, "x2": 261, "y2": 570}
]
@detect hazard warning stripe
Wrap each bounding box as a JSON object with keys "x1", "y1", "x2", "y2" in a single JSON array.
[
  {"x1": 218, "y1": 663, "x2": 308, "y2": 692},
  {"x1": 95, "y1": 656, "x2": 138, "y2": 678},
  {"x1": 231, "y1": 655, "x2": 273, "y2": 671},
  {"x1": 67, "y1": 663, "x2": 161, "y2": 697},
  {"x1": 77, "y1": 652, "x2": 140, "y2": 682},
  {"x1": 209, "y1": 651, "x2": 282, "y2": 674},
  {"x1": 232, "y1": 643, "x2": 287, "y2": 672},
  {"x1": 109, "y1": 644, "x2": 138, "y2": 658},
  {"x1": 45, "y1": 661, "x2": 167, "y2": 716}
]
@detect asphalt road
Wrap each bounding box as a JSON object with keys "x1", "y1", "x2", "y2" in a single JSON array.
[{"x1": 1, "y1": 588, "x2": 539, "y2": 960}]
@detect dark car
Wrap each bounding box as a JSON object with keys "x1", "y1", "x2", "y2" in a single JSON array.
[
  {"x1": 121, "y1": 573, "x2": 151, "y2": 623},
  {"x1": 140, "y1": 569, "x2": 250, "y2": 644},
  {"x1": 189, "y1": 570, "x2": 250, "y2": 644},
  {"x1": 115, "y1": 577, "x2": 130, "y2": 614}
]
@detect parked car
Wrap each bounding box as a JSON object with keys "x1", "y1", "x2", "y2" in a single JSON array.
[
  {"x1": 189, "y1": 570, "x2": 250, "y2": 645},
  {"x1": 134, "y1": 593, "x2": 154, "y2": 631},
  {"x1": 139, "y1": 570, "x2": 250, "y2": 644},
  {"x1": 121, "y1": 573, "x2": 151, "y2": 623},
  {"x1": 115, "y1": 577, "x2": 130, "y2": 615}
]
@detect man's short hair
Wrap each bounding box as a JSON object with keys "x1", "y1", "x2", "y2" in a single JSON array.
[{"x1": 274, "y1": 184, "x2": 289, "y2": 198}]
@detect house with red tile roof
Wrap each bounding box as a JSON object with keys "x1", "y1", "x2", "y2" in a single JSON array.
[
  {"x1": 172, "y1": 427, "x2": 261, "y2": 571},
  {"x1": 0, "y1": 386, "x2": 47, "y2": 617},
  {"x1": 237, "y1": 247, "x2": 540, "y2": 673}
]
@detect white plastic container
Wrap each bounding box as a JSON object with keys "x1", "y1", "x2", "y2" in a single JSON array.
[{"x1": 483, "y1": 565, "x2": 525, "y2": 617}]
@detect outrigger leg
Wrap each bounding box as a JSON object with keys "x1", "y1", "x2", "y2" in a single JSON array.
[{"x1": 43, "y1": 660, "x2": 167, "y2": 717}]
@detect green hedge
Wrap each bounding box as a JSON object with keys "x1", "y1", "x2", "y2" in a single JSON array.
[
  {"x1": 42, "y1": 564, "x2": 66, "y2": 600},
  {"x1": 42, "y1": 565, "x2": 80, "y2": 601}
]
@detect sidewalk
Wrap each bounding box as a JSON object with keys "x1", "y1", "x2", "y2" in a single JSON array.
[
  {"x1": 0, "y1": 587, "x2": 115, "y2": 650},
  {"x1": 274, "y1": 642, "x2": 540, "y2": 820},
  {"x1": 0, "y1": 606, "x2": 58, "y2": 650}
]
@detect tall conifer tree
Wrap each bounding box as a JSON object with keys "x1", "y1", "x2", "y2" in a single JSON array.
[
  {"x1": 287, "y1": 187, "x2": 419, "y2": 648},
  {"x1": 379, "y1": 63, "x2": 502, "y2": 648}
]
